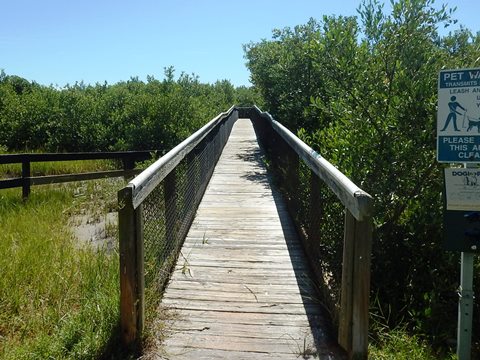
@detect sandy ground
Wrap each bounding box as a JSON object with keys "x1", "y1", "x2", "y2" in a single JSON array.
[{"x1": 71, "y1": 212, "x2": 117, "y2": 252}]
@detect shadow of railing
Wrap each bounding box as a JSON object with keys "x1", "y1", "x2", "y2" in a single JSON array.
[{"x1": 237, "y1": 121, "x2": 347, "y2": 358}]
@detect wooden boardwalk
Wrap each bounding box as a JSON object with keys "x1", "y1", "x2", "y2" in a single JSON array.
[{"x1": 158, "y1": 119, "x2": 345, "y2": 359}]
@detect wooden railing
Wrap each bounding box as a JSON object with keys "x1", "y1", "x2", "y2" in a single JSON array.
[
  {"x1": 118, "y1": 106, "x2": 238, "y2": 349},
  {"x1": 242, "y1": 106, "x2": 374, "y2": 360},
  {"x1": 0, "y1": 151, "x2": 155, "y2": 198}
]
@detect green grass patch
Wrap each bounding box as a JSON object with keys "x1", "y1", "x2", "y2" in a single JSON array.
[
  {"x1": 369, "y1": 327, "x2": 457, "y2": 360},
  {"x1": 0, "y1": 182, "x2": 123, "y2": 359}
]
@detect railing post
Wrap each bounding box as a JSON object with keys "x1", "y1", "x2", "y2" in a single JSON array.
[
  {"x1": 285, "y1": 147, "x2": 300, "y2": 216},
  {"x1": 339, "y1": 210, "x2": 373, "y2": 360},
  {"x1": 308, "y1": 170, "x2": 322, "y2": 244},
  {"x1": 164, "y1": 169, "x2": 177, "y2": 246},
  {"x1": 22, "y1": 159, "x2": 31, "y2": 199},
  {"x1": 184, "y1": 151, "x2": 198, "y2": 232},
  {"x1": 118, "y1": 185, "x2": 144, "y2": 351}
]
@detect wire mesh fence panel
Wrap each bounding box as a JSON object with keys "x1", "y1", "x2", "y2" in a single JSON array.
[
  {"x1": 142, "y1": 184, "x2": 167, "y2": 292},
  {"x1": 249, "y1": 110, "x2": 355, "y2": 325},
  {"x1": 119, "y1": 110, "x2": 237, "y2": 342}
]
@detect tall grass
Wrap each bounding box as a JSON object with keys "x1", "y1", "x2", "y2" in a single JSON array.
[
  {"x1": 0, "y1": 179, "x2": 123, "y2": 358},
  {"x1": 368, "y1": 300, "x2": 458, "y2": 360},
  {"x1": 369, "y1": 328, "x2": 457, "y2": 360}
]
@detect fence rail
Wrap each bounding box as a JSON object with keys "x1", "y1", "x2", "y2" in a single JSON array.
[
  {"x1": 242, "y1": 106, "x2": 373, "y2": 360},
  {"x1": 0, "y1": 151, "x2": 155, "y2": 198}
]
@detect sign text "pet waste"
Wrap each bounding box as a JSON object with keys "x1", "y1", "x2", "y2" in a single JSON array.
[{"x1": 437, "y1": 68, "x2": 480, "y2": 163}]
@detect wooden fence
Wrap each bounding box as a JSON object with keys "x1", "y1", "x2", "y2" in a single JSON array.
[{"x1": 0, "y1": 151, "x2": 156, "y2": 198}]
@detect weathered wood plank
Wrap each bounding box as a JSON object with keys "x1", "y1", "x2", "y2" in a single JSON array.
[
  {"x1": 162, "y1": 308, "x2": 326, "y2": 327},
  {"x1": 30, "y1": 169, "x2": 139, "y2": 185},
  {"x1": 168, "y1": 273, "x2": 310, "y2": 286},
  {"x1": 172, "y1": 259, "x2": 309, "y2": 271},
  {"x1": 167, "y1": 281, "x2": 317, "y2": 295},
  {"x1": 161, "y1": 346, "x2": 317, "y2": 360},
  {"x1": 168, "y1": 322, "x2": 321, "y2": 341},
  {"x1": 162, "y1": 332, "x2": 318, "y2": 354},
  {"x1": 170, "y1": 267, "x2": 315, "y2": 281},
  {"x1": 162, "y1": 298, "x2": 325, "y2": 315},
  {"x1": 163, "y1": 293, "x2": 318, "y2": 306}
]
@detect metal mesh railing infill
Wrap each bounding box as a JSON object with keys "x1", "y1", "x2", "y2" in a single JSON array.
[{"x1": 118, "y1": 107, "x2": 238, "y2": 347}]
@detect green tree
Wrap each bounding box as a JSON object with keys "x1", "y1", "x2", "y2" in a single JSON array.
[
  {"x1": 245, "y1": 0, "x2": 480, "y2": 352},
  {"x1": 0, "y1": 67, "x2": 238, "y2": 152}
]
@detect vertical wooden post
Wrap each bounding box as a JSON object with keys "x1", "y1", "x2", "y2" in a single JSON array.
[
  {"x1": 135, "y1": 203, "x2": 145, "y2": 334},
  {"x1": 351, "y1": 216, "x2": 372, "y2": 359},
  {"x1": 122, "y1": 156, "x2": 135, "y2": 181},
  {"x1": 184, "y1": 151, "x2": 198, "y2": 233},
  {"x1": 285, "y1": 147, "x2": 300, "y2": 216},
  {"x1": 339, "y1": 210, "x2": 355, "y2": 353},
  {"x1": 118, "y1": 185, "x2": 144, "y2": 351},
  {"x1": 308, "y1": 171, "x2": 322, "y2": 244},
  {"x1": 339, "y1": 210, "x2": 372, "y2": 360},
  {"x1": 199, "y1": 140, "x2": 208, "y2": 187},
  {"x1": 219, "y1": 121, "x2": 226, "y2": 152},
  {"x1": 22, "y1": 159, "x2": 31, "y2": 199},
  {"x1": 164, "y1": 169, "x2": 177, "y2": 246}
]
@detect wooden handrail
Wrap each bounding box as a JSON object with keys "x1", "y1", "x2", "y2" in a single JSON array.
[
  {"x1": 0, "y1": 150, "x2": 154, "y2": 163},
  {"x1": 253, "y1": 105, "x2": 373, "y2": 221},
  {"x1": 129, "y1": 105, "x2": 237, "y2": 209}
]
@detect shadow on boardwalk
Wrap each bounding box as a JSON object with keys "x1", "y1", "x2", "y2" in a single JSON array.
[{"x1": 238, "y1": 131, "x2": 347, "y2": 359}]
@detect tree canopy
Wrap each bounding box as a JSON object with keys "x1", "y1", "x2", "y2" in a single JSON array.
[{"x1": 0, "y1": 68, "x2": 260, "y2": 152}]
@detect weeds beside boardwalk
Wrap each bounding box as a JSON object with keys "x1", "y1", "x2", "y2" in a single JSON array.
[
  {"x1": 369, "y1": 328, "x2": 457, "y2": 360},
  {"x1": 0, "y1": 181, "x2": 122, "y2": 359}
]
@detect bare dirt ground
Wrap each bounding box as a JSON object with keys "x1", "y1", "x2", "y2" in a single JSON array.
[
  {"x1": 68, "y1": 178, "x2": 124, "y2": 252},
  {"x1": 71, "y1": 212, "x2": 117, "y2": 252}
]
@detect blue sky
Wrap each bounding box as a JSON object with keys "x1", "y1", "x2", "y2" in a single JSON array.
[{"x1": 1, "y1": 0, "x2": 478, "y2": 87}]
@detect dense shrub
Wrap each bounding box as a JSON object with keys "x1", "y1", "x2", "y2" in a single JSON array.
[
  {"x1": 0, "y1": 68, "x2": 259, "y2": 152},
  {"x1": 245, "y1": 0, "x2": 480, "y2": 354}
]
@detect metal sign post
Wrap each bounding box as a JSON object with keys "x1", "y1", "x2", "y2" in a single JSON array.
[
  {"x1": 458, "y1": 251, "x2": 475, "y2": 360},
  {"x1": 456, "y1": 162, "x2": 476, "y2": 360}
]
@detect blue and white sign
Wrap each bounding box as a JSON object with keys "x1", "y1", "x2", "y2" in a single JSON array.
[{"x1": 437, "y1": 68, "x2": 480, "y2": 162}]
